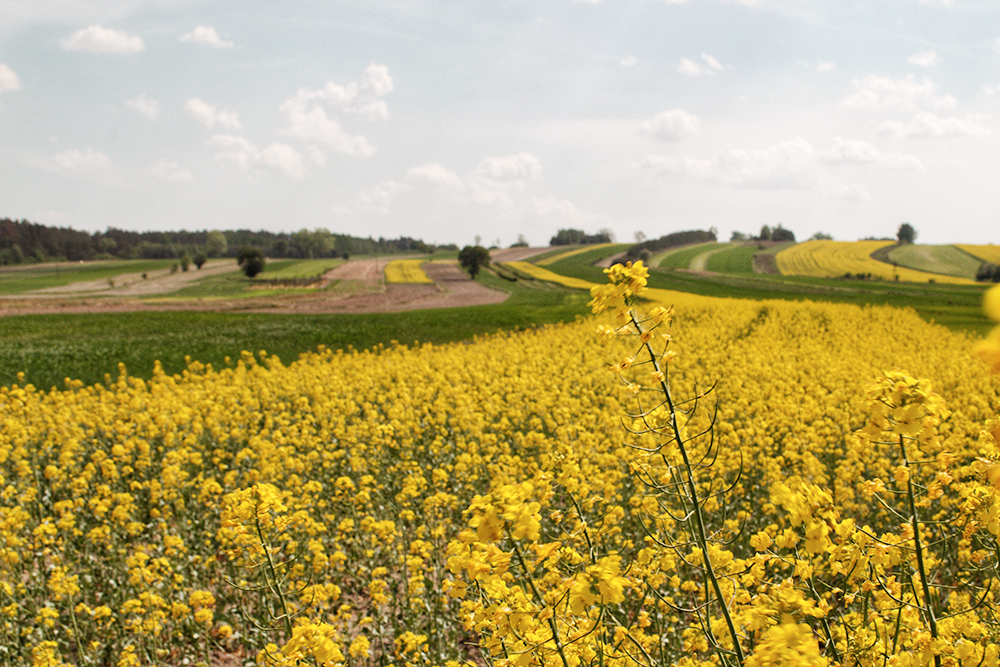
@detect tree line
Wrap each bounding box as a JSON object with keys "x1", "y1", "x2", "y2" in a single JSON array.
[{"x1": 0, "y1": 218, "x2": 453, "y2": 265}]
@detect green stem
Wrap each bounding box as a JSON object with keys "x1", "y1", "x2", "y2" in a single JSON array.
[
  {"x1": 509, "y1": 538, "x2": 572, "y2": 667},
  {"x1": 632, "y1": 310, "x2": 744, "y2": 664},
  {"x1": 898, "y1": 435, "x2": 939, "y2": 667}
]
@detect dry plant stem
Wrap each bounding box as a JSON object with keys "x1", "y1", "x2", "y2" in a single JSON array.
[
  {"x1": 630, "y1": 310, "x2": 745, "y2": 665},
  {"x1": 898, "y1": 435, "x2": 940, "y2": 667}
]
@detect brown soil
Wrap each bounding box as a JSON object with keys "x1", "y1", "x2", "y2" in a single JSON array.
[{"x1": 0, "y1": 258, "x2": 509, "y2": 316}]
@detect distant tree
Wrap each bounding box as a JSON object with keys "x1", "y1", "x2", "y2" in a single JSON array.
[
  {"x1": 237, "y1": 246, "x2": 265, "y2": 278},
  {"x1": 193, "y1": 252, "x2": 207, "y2": 269},
  {"x1": 897, "y1": 223, "x2": 917, "y2": 244},
  {"x1": 634, "y1": 231, "x2": 647, "y2": 243},
  {"x1": 206, "y1": 230, "x2": 228, "y2": 257},
  {"x1": 758, "y1": 225, "x2": 772, "y2": 241},
  {"x1": 549, "y1": 228, "x2": 613, "y2": 246},
  {"x1": 458, "y1": 245, "x2": 490, "y2": 279},
  {"x1": 976, "y1": 262, "x2": 1000, "y2": 283},
  {"x1": 510, "y1": 234, "x2": 529, "y2": 248},
  {"x1": 809, "y1": 232, "x2": 833, "y2": 241},
  {"x1": 180, "y1": 255, "x2": 191, "y2": 272},
  {"x1": 730, "y1": 231, "x2": 747, "y2": 242},
  {"x1": 771, "y1": 225, "x2": 795, "y2": 242}
]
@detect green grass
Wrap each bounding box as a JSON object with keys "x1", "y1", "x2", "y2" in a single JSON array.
[
  {"x1": 887, "y1": 244, "x2": 985, "y2": 279},
  {"x1": 0, "y1": 277, "x2": 591, "y2": 390},
  {"x1": 262, "y1": 259, "x2": 343, "y2": 279},
  {"x1": 656, "y1": 243, "x2": 718, "y2": 269},
  {"x1": 542, "y1": 244, "x2": 630, "y2": 270},
  {"x1": 705, "y1": 244, "x2": 757, "y2": 274},
  {"x1": 0, "y1": 259, "x2": 181, "y2": 294}
]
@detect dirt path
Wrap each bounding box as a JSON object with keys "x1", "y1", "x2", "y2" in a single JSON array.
[{"x1": 0, "y1": 258, "x2": 508, "y2": 316}]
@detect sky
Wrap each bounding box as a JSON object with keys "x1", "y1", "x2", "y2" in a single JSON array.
[{"x1": 0, "y1": 0, "x2": 998, "y2": 248}]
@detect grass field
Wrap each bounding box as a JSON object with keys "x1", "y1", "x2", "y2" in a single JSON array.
[
  {"x1": 704, "y1": 243, "x2": 757, "y2": 273},
  {"x1": 262, "y1": 258, "x2": 343, "y2": 279},
  {"x1": 2, "y1": 245, "x2": 995, "y2": 390},
  {"x1": 0, "y1": 273, "x2": 589, "y2": 390},
  {"x1": 0, "y1": 259, "x2": 191, "y2": 294},
  {"x1": 886, "y1": 244, "x2": 983, "y2": 279},
  {"x1": 655, "y1": 242, "x2": 717, "y2": 269}
]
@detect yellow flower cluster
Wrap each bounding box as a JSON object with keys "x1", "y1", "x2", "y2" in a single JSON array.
[
  {"x1": 384, "y1": 258, "x2": 434, "y2": 283},
  {"x1": 1, "y1": 264, "x2": 998, "y2": 666}
]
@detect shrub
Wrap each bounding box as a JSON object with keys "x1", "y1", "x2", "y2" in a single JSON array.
[
  {"x1": 193, "y1": 252, "x2": 207, "y2": 269},
  {"x1": 237, "y1": 246, "x2": 265, "y2": 278}
]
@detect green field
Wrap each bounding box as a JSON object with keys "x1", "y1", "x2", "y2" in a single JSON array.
[
  {"x1": 2, "y1": 247, "x2": 995, "y2": 390},
  {"x1": 262, "y1": 258, "x2": 344, "y2": 279},
  {"x1": 652, "y1": 242, "x2": 715, "y2": 269},
  {"x1": 0, "y1": 272, "x2": 590, "y2": 390},
  {"x1": 0, "y1": 259, "x2": 187, "y2": 294},
  {"x1": 704, "y1": 244, "x2": 757, "y2": 273},
  {"x1": 887, "y1": 244, "x2": 985, "y2": 279}
]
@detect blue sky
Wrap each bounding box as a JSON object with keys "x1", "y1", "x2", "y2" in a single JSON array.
[{"x1": 0, "y1": 0, "x2": 997, "y2": 247}]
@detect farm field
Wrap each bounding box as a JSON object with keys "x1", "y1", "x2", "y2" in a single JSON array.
[
  {"x1": 886, "y1": 244, "x2": 983, "y2": 279},
  {"x1": 776, "y1": 240, "x2": 976, "y2": 284},
  {"x1": 3, "y1": 260, "x2": 1000, "y2": 666},
  {"x1": 384, "y1": 259, "x2": 433, "y2": 284},
  {"x1": 960, "y1": 244, "x2": 1000, "y2": 265},
  {"x1": 654, "y1": 242, "x2": 716, "y2": 269}
]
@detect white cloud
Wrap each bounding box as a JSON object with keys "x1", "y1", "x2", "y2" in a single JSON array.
[
  {"x1": 980, "y1": 83, "x2": 1000, "y2": 96},
  {"x1": 841, "y1": 74, "x2": 956, "y2": 113},
  {"x1": 208, "y1": 134, "x2": 259, "y2": 170},
  {"x1": 474, "y1": 153, "x2": 542, "y2": 182},
  {"x1": 148, "y1": 160, "x2": 193, "y2": 182},
  {"x1": 276, "y1": 64, "x2": 392, "y2": 157},
  {"x1": 816, "y1": 61, "x2": 836, "y2": 73},
  {"x1": 642, "y1": 109, "x2": 700, "y2": 141},
  {"x1": 621, "y1": 55, "x2": 638, "y2": 67},
  {"x1": 0, "y1": 64, "x2": 21, "y2": 92},
  {"x1": 125, "y1": 94, "x2": 159, "y2": 120},
  {"x1": 207, "y1": 135, "x2": 311, "y2": 178},
  {"x1": 819, "y1": 138, "x2": 924, "y2": 170},
  {"x1": 678, "y1": 53, "x2": 724, "y2": 77},
  {"x1": 179, "y1": 26, "x2": 234, "y2": 49},
  {"x1": 357, "y1": 180, "x2": 409, "y2": 214},
  {"x1": 61, "y1": 25, "x2": 144, "y2": 53},
  {"x1": 53, "y1": 148, "x2": 111, "y2": 170},
  {"x1": 824, "y1": 183, "x2": 870, "y2": 201},
  {"x1": 908, "y1": 50, "x2": 939, "y2": 67},
  {"x1": 643, "y1": 138, "x2": 816, "y2": 189},
  {"x1": 260, "y1": 143, "x2": 309, "y2": 178},
  {"x1": 185, "y1": 98, "x2": 242, "y2": 131},
  {"x1": 405, "y1": 163, "x2": 464, "y2": 189},
  {"x1": 877, "y1": 112, "x2": 992, "y2": 138},
  {"x1": 278, "y1": 94, "x2": 375, "y2": 156}
]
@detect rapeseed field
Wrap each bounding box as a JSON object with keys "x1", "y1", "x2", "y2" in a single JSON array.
[
  {"x1": 3, "y1": 264, "x2": 1000, "y2": 666},
  {"x1": 384, "y1": 260, "x2": 434, "y2": 284},
  {"x1": 776, "y1": 240, "x2": 975, "y2": 284}
]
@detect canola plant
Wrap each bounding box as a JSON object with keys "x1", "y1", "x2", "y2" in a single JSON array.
[{"x1": 2, "y1": 265, "x2": 999, "y2": 666}]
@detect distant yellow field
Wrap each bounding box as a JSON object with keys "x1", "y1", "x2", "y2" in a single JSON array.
[
  {"x1": 776, "y1": 240, "x2": 975, "y2": 284},
  {"x1": 536, "y1": 243, "x2": 616, "y2": 266},
  {"x1": 384, "y1": 258, "x2": 433, "y2": 284},
  {"x1": 958, "y1": 244, "x2": 1000, "y2": 265}
]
